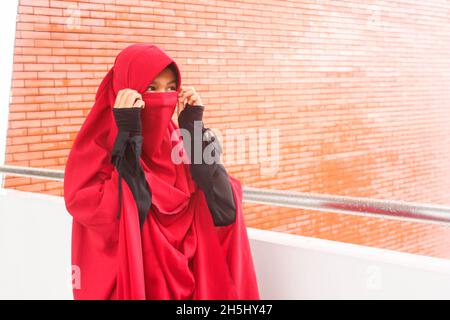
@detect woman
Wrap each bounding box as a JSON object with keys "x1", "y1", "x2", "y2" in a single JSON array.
[{"x1": 63, "y1": 43, "x2": 260, "y2": 300}]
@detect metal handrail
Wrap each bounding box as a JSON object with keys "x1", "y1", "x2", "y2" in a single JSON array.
[
  {"x1": 0, "y1": 164, "x2": 63, "y2": 181},
  {"x1": 1, "y1": 164, "x2": 450, "y2": 226}
]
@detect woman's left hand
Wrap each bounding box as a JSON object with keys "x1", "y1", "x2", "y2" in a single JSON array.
[{"x1": 177, "y1": 86, "x2": 203, "y2": 114}]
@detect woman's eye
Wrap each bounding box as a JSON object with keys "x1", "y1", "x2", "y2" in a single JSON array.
[
  {"x1": 146, "y1": 86, "x2": 177, "y2": 92},
  {"x1": 146, "y1": 86, "x2": 176, "y2": 92}
]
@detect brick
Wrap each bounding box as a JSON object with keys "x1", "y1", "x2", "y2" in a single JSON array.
[
  {"x1": 29, "y1": 142, "x2": 59, "y2": 151},
  {"x1": 30, "y1": 158, "x2": 59, "y2": 167},
  {"x1": 26, "y1": 111, "x2": 56, "y2": 119},
  {"x1": 11, "y1": 135, "x2": 41, "y2": 145},
  {"x1": 10, "y1": 119, "x2": 41, "y2": 129},
  {"x1": 13, "y1": 151, "x2": 43, "y2": 161},
  {"x1": 28, "y1": 127, "x2": 57, "y2": 135},
  {"x1": 3, "y1": 176, "x2": 32, "y2": 187},
  {"x1": 6, "y1": 144, "x2": 29, "y2": 153},
  {"x1": 7, "y1": 128, "x2": 28, "y2": 137}
]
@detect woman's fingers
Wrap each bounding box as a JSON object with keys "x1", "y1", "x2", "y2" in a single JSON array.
[
  {"x1": 185, "y1": 90, "x2": 201, "y2": 105},
  {"x1": 114, "y1": 89, "x2": 142, "y2": 109},
  {"x1": 178, "y1": 86, "x2": 203, "y2": 111},
  {"x1": 179, "y1": 88, "x2": 194, "y2": 100},
  {"x1": 114, "y1": 89, "x2": 126, "y2": 108},
  {"x1": 178, "y1": 87, "x2": 196, "y2": 109},
  {"x1": 188, "y1": 94, "x2": 199, "y2": 105},
  {"x1": 178, "y1": 88, "x2": 189, "y2": 109},
  {"x1": 133, "y1": 98, "x2": 145, "y2": 109},
  {"x1": 124, "y1": 90, "x2": 142, "y2": 108}
]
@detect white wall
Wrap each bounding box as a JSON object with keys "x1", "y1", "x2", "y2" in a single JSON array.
[
  {"x1": 1, "y1": 187, "x2": 450, "y2": 299},
  {"x1": 0, "y1": 188, "x2": 73, "y2": 299},
  {"x1": 248, "y1": 228, "x2": 450, "y2": 299}
]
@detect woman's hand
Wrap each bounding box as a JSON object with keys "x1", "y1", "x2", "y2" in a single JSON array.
[
  {"x1": 114, "y1": 89, "x2": 145, "y2": 109},
  {"x1": 177, "y1": 86, "x2": 203, "y2": 115}
]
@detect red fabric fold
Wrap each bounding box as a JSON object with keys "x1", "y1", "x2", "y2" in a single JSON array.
[{"x1": 63, "y1": 43, "x2": 260, "y2": 300}]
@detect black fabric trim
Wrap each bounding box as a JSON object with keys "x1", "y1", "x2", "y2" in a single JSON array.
[
  {"x1": 111, "y1": 108, "x2": 152, "y2": 229},
  {"x1": 112, "y1": 107, "x2": 142, "y2": 135},
  {"x1": 177, "y1": 104, "x2": 236, "y2": 226}
]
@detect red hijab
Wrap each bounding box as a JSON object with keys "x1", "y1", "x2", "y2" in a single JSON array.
[{"x1": 63, "y1": 43, "x2": 260, "y2": 300}]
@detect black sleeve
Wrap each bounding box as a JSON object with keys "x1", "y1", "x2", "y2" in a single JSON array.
[
  {"x1": 111, "y1": 107, "x2": 152, "y2": 229},
  {"x1": 178, "y1": 104, "x2": 236, "y2": 226}
]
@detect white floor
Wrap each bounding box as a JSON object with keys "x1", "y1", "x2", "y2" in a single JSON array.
[
  {"x1": 0, "y1": 188, "x2": 72, "y2": 299},
  {"x1": 2, "y1": 187, "x2": 450, "y2": 299}
]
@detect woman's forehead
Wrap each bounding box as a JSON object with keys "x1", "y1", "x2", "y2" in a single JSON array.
[{"x1": 150, "y1": 66, "x2": 178, "y2": 85}]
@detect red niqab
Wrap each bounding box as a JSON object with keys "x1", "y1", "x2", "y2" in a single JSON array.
[{"x1": 63, "y1": 43, "x2": 260, "y2": 300}]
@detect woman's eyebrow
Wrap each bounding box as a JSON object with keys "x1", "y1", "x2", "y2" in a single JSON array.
[{"x1": 150, "y1": 80, "x2": 177, "y2": 85}]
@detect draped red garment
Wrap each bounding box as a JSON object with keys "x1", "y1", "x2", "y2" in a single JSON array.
[{"x1": 63, "y1": 43, "x2": 260, "y2": 300}]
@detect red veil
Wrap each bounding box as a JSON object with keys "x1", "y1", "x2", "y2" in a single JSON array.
[{"x1": 63, "y1": 43, "x2": 260, "y2": 300}]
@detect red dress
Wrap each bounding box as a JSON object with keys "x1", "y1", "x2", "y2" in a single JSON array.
[{"x1": 63, "y1": 43, "x2": 260, "y2": 300}]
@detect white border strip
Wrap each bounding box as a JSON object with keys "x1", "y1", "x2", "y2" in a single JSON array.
[{"x1": 0, "y1": 0, "x2": 19, "y2": 188}]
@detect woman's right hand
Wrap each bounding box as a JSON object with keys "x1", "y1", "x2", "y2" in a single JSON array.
[{"x1": 113, "y1": 89, "x2": 145, "y2": 109}]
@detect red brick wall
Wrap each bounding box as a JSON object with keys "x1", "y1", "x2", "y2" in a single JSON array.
[{"x1": 6, "y1": 1, "x2": 450, "y2": 258}]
